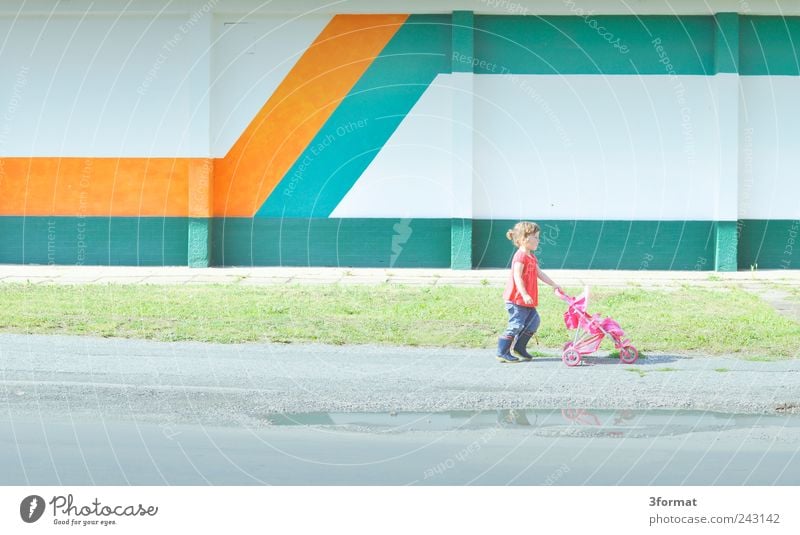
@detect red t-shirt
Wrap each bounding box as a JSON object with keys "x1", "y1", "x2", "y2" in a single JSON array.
[{"x1": 503, "y1": 250, "x2": 539, "y2": 307}]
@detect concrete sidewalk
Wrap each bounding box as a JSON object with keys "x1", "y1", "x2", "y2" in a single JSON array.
[{"x1": 1, "y1": 264, "x2": 799, "y2": 288}]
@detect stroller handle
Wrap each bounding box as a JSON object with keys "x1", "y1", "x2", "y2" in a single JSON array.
[
  {"x1": 554, "y1": 287, "x2": 572, "y2": 302},
  {"x1": 555, "y1": 286, "x2": 589, "y2": 307}
]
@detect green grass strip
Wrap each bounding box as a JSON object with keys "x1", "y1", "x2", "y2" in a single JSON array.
[{"x1": 0, "y1": 284, "x2": 797, "y2": 360}]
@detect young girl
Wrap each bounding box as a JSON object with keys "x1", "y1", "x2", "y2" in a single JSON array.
[{"x1": 497, "y1": 221, "x2": 562, "y2": 363}]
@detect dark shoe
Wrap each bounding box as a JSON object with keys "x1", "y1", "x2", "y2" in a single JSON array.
[
  {"x1": 513, "y1": 330, "x2": 536, "y2": 360},
  {"x1": 496, "y1": 336, "x2": 520, "y2": 363}
]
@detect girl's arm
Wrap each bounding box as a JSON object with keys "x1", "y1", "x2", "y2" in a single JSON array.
[
  {"x1": 513, "y1": 262, "x2": 533, "y2": 304},
  {"x1": 537, "y1": 268, "x2": 562, "y2": 291}
]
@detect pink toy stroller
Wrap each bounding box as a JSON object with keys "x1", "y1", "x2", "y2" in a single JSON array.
[{"x1": 555, "y1": 287, "x2": 638, "y2": 367}]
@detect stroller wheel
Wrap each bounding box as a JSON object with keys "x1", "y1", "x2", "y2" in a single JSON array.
[
  {"x1": 619, "y1": 346, "x2": 639, "y2": 364},
  {"x1": 562, "y1": 348, "x2": 582, "y2": 367}
]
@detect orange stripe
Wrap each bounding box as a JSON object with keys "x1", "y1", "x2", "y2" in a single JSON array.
[
  {"x1": 213, "y1": 14, "x2": 408, "y2": 217},
  {"x1": 0, "y1": 157, "x2": 203, "y2": 217}
]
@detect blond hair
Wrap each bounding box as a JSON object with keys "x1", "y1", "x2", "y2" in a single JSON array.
[{"x1": 506, "y1": 221, "x2": 540, "y2": 247}]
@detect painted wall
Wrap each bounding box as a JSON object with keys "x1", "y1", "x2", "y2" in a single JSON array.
[{"x1": 1, "y1": 2, "x2": 798, "y2": 269}]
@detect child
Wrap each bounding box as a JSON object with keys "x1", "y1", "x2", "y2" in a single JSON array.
[{"x1": 497, "y1": 221, "x2": 562, "y2": 363}]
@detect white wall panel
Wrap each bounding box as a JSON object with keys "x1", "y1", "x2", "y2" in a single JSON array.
[
  {"x1": 473, "y1": 74, "x2": 722, "y2": 220},
  {"x1": 0, "y1": 14, "x2": 212, "y2": 157},
  {"x1": 738, "y1": 76, "x2": 800, "y2": 220}
]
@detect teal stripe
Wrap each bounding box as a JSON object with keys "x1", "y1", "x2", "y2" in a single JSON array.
[
  {"x1": 473, "y1": 15, "x2": 715, "y2": 75},
  {"x1": 738, "y1": 219, "x2": 799, "y2": 269},
  {"x1": 212, "y1": 218, "x2": 451, "y2": 267},
  {"x1": 740, "y1": 16, "x2": 800, "y2": 75},
  {"x1": 0, "y1": 217, "x2": 188, "y2": 266},
  {"x1": 257, "y1": 14, "x2": 452, "y2": 218},
  {"x1": 473, "y1": 220, "x2": 717, "y2": 270}
]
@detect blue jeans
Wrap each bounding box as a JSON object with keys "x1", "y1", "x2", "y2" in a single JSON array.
[{"x1": 502, "y1": 303, "x2": 541, "y2": 338}]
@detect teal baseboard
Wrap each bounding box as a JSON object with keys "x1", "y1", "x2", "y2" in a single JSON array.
[
  {"x1": 211, "y1": 218, "x2": 452, "y2": 267},
  {"x1": 2, "y1": 217, "x2": 793, "y2": 270},
  {"x1": 473, "y1": 220, "x2": 717, "y2": 270},
  {"x1": 738, "y1": 219, "x2": 799, "y2": 269},
  {"x1": 0, "y1": 217, "x2": 188, "y2": 266}
]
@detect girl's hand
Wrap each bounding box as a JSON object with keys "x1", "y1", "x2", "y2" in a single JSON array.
[{"x1": 522, "y1": 294, "x2": 534, "y2": 305}]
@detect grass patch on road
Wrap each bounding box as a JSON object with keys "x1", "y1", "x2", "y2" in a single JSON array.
[
  {"x1": 625, "y1": 368, "x2": 647, "y2": 377},
  {"x1": 0, "y1": 284, "x2": 797, "y2": 359}
]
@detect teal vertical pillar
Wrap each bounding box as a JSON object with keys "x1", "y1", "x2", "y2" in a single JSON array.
[
  {"x1": 450, "y1": 10, "x2": 474, "y2": 270},
  {"x1": 188, "y1": 16, "x2": 213, "y2": 268},
  {"x1": 713, "y1": 13, "x2": 739, "y2": 271},
  {"x1": 714, "y1": 13, "x2": 739, "y2": 73},
  {"x1": 188, "y1": 219, "x2": 211, "y2": 267},
  {"x1": 188, "y1": 159, "x2": 214, "y2": 268},
  {"x1": 715, "y1": 221, "x2": 738, "y2": 271},
  {"x1": 451, "y1": 10, "x2": 473, "y2": 74},
  {"x1": 451, "y1": 219, "x2": 473, "y2": 270}
]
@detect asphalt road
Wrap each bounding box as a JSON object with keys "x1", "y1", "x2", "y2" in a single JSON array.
[
  {"x1": 2, "y1": 334, "x2": 799, "y2": 485},
  {"x1": 2, "y1": 333, "x2": 798, "y2": 422}
]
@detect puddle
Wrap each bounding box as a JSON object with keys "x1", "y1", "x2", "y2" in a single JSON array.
[
  {"x1": 262, "y1": 408, "x2": 800, "y2": 438},
  {"x1": 2, "y1": 409, "x2": 798, "y2": 485}
]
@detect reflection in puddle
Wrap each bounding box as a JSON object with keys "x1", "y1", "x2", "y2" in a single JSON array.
[
  {"x1": 4, "y1": 409, "x2": 798, "y2": 485},
  {"x1": 260, "y1": 409, "x2": 800, "y2": 438}
]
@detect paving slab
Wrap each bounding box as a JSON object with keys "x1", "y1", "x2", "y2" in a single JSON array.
[
  {"x1": 384, "y1": 277, "x2": 436, "y2": 285},
  {"x1": 1, "y1": 276, "x2": 55, "y2": 284},
  {"x1": 135, "y1": 276, "x2": 198, "y2": 285},
  {"x1": 287, "y1": 277, "x2": 345, "y2": 285},
  {"x1": 237, "y1": 277, "x2": 293, "y2": 285},
  {"x1": 92, "y1": 277, "x2": 149, "y2": 284}
]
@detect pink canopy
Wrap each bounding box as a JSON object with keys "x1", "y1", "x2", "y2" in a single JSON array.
[{"x1": 558, "y1": 288, "x2": 626, "y2": 338}]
